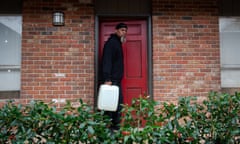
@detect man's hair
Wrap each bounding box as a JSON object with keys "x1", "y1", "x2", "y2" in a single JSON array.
[{"x1": 115, "y1": 23, "x2": 128, "y2": 29}]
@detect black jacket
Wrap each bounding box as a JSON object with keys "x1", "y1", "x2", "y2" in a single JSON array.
[{"x1": 102, "y1": 34, "x2": 124, "y2": 82}]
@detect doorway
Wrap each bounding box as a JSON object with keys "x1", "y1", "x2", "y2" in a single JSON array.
[{"x1": 97, "y1": 20, "x2": 148, "y2": 105}]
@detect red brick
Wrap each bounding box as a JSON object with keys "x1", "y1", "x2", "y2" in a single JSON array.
[{"x1": 152, "y1": 0, "x2": 220, "y2": 100}]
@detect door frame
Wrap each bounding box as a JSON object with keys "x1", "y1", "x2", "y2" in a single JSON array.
[{"x1": 94, "y1": 16, "x2": 153, "y2": 107}]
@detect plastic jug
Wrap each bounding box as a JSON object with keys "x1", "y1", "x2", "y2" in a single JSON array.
[{"x1": 97, "y1": 84, "x2": 119, "y2": 111}]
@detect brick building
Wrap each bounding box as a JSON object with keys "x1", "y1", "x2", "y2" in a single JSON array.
[{"x1": 0, "y1": 0, "x2": 240, "y2": 107}]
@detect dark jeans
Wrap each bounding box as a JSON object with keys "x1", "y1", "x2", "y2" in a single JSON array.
[{"x1": 105, "y1": 81, "x2": 123, "y2": 130}]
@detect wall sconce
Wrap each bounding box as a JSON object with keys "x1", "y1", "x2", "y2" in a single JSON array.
[{"x1": 53, "y1": 11, "x2": 64, "y2": 26}]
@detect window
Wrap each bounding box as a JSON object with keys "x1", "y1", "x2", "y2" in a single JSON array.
[
  {"x1": 0, "y1": 16, "x2": 22, "y2": 98},
  {"x1": 219, "y1": 17, "x2": 240, "y2": 87}
]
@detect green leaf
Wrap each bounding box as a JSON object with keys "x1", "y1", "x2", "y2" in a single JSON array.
[{"x1": 87, "y1": 126, "x2": 94, "y2": 134}]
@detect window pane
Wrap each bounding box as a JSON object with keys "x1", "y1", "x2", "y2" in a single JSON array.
[
  {"x1": 0, "y1": 16, "x2": 21, "y2": 91},
  {"x1": 220, "y1": 32, "x2": 240, "y2": 66},
  {"x1": 220, "y1": 17, "x2": 240, "y2": 87},
  {"x1": 0, "y1": 70, "x2": 20, "y2": 91},
  {"x1": 220, "y1": 17, "x2": 240, "y2": 67},
  {"x1": 221, "y1": 69, "x2": 240, "y2": 87}
]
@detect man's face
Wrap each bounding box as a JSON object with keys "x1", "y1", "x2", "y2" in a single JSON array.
[{"x1": 116, "y1": 28, "x2": 128, "y2": 38}]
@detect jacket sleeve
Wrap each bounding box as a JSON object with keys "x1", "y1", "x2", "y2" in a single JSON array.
[{"x1": 102, "y1": 42, "x2": 114, "y2": 82}]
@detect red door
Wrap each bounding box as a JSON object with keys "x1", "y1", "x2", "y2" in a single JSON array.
[{"x1": 99, "y1": 20, "x2": 147, "y2": 105}]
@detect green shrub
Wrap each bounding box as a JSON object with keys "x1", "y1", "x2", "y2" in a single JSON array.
[
  {"x1": 0, "y1": 91, "x2": 239, "y2": 143},
  {"x1": 196, "y1": 92, "x2": 240, "y2": 143},
  {"x1": 120, "y1": 92, "x2": 240, "y2": 144},
  {"x1": 0, "y1": 100, "x2": 115, "y2": 143}
]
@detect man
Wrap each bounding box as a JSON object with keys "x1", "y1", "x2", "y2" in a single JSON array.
[{"x1": 102, "y1": 22, "x2": 128, "y2": 130}]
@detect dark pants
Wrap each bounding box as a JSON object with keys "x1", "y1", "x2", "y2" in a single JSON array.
[{"x1": 105, "y1": 81, "x2": 123, "y2": 130}]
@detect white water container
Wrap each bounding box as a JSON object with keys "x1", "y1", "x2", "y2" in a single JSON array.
[{"x1": 97, "y1": 84, "x2": 119, "y2": 111}]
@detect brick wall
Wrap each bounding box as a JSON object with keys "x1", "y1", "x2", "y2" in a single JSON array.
[
  {"x1": 20, "y1": 0, "x2": 95, "y2": 107},
  {"x1": 0, "y1": 0, "x2": 225, "y2": 107},
  {"x1": 152, "y1": 0, "x2": 221, "y2": 102}
]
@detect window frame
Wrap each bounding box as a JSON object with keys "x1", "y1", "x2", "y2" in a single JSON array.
[
  {"x1": 219, "y1": 17, "x2": 240, "y2": 88},
  {"x1": 0, "y1": 14, "x2": 22, "y2": 98}
]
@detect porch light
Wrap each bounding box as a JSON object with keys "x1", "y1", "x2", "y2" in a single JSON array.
[{"x1": 52, "y1": 11, "x2": 64, "y2": 26}]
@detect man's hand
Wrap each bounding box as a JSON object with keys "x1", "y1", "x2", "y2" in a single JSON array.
[{"x1": 104, "y1": 81, "x2": 112, "y2": 85}]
